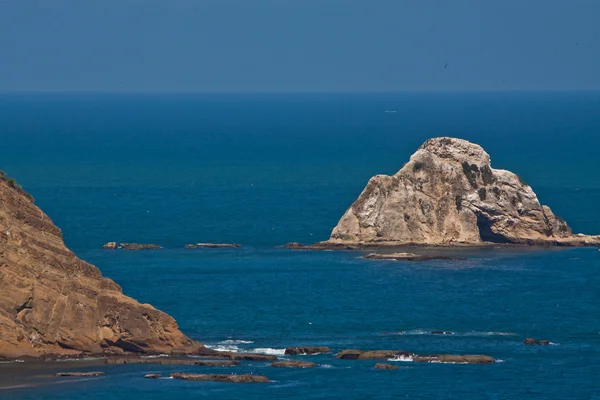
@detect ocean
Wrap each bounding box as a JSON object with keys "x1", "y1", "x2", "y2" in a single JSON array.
[{"x1": 1, "y1": 92, "x2": 599, "y2": 399}]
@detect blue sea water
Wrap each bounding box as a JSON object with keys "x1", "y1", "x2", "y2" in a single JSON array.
[{"x1": 1, "y1": 92, "x2": 599, "y2": 399}]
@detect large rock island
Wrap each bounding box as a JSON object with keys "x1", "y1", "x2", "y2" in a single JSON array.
[
  {"x1": 324, "y1": 138, "x2": 599, "y2": 247},
  {"x1": 0, "y1": 173, "x2": 203, "y2": 359}
]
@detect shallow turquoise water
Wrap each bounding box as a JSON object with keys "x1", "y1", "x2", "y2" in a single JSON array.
[{"x1": 1, "y1": 92, "x2": 600, "y2": 399}]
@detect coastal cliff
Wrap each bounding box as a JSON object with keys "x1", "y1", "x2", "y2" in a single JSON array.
[
  {"x1": 327, "y1": 137, "x2": 599, "y2": 246},
  {"x1": 0, "y1": 174, "x2": 203, "y2": 358}
]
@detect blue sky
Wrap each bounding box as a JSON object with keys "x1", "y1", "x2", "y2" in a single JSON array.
[{"x1": 1, "y1": 0, "x2": 598, "y2": 92}]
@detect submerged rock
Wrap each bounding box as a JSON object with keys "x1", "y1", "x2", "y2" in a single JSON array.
[
  {"x1": 119, "y1": 243, "x2": 162, "y2": 250},
  {"x1": 145, "y1": 374, "x2": 161, "y2": 379},
  {"x1": 56, "y1": 372, "x2": 105, "y2": 377},
  {"x1": 431, "y1": 331, "x2": 454, "y2": 335},
  {"x1": 0, "y1": 175, "x2": 203, "y2": 359},
  {"x1": 185, "y1": 243, "x2": 241, "y2": 249},
  {"x1": 374, "y1": 363, "x2": 400, "y2": 370},
  {"x1": 271, "y1": 361, "x2": 316, "y2": 368},
  {"x1": 170, "y1": 373, "x2": 270, "y2": 383},
  {"x1": 284, "y1": 346, "x2": 330, "y2": 355},
  {"x1": 318, "y1": 137, "x2": 600, "y2": 247},
  {"x1": 363, "y1": 253, "x2": 467, "y2": 262},
  {"x1": 524, "y1": 338, "x2": 551, "y2": 345}
]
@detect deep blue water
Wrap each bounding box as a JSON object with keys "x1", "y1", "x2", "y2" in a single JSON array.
[{"x1": 1, "y1": 92, "x2": 600, "y2": 399}]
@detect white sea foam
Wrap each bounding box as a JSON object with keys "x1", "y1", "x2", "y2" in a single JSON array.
[
  {"x1": 0, "y1": 359, "x2": 24, "y2": 364},
  {"x1": 396, "y1": 329, "x2": 516, "y2": 337},
  {"x1": 388, "y1": 355, "x2": 414, "y2": 362},
  {"x1": 141, "y1": 354, "x2": 170, "y2": 359},
  {"x1": 219, "y1": 340, "x2": 254, "y2": 345},
  {"x1": 250, "y1": 348, "x2": 286, "y2": 356},
  {"x1": 319, "y1": 364, "x2": 334, "y2": 368},
  {"x1": 205, "y1": 344, "x2": 241, "y2": 352}
]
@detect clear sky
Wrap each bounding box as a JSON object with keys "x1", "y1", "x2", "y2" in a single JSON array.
[{"x1": 1, "y1": 0, "x2": 598, "y2": 92}]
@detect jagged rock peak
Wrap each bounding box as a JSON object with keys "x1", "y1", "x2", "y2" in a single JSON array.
[
  {"x1": 0, "y1": 176, "x2": 204, "y2": 358},
  {"x1": 327, "y1": 137, "x2": 599, "y2": 246}
]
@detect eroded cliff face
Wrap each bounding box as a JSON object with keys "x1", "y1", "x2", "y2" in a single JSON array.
[
  {"x1": 329, "y1": 137, "x2": 599, "y2": 246},
  {"x1": 0, "y1": 176, "x2": 203, "y2": 358}
]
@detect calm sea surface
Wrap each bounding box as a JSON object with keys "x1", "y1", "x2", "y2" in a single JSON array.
[{"x1": 1, "y1": 92, "x2": 599, "y2": 399}]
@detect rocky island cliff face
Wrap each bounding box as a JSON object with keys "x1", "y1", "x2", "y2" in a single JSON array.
[
  {"x1": 0, "y1": 176, "x2": 203, "y2": 358},
  {"x1": 328, "y1": 137, "x2": 599, "y2": 246}
]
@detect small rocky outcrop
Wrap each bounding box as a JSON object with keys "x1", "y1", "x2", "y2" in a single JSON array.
[
  {"x1": 196, "y1": 350, "x2": 278, "y2": 362},
  {"x1": 102, "y1": 242, "x2": 117, "y2": 250},
  {"x1": 56, "y1": 372, "x2": 105, "y2": 377},
  {"x1": 524, "y1": 338, "x2": 550, "y2": 345},
  {"x1": 185, "y1": 243, "x2": 241, "y2": 249},
  {"x1": 0, "y1": 175, "x2": 203, "y2": 358},
  {"x1": 271, "y1": 361, "x2": 316, "y2": 369},
  {"x1": 318, "y1": 137, "x2": 600, "y2": 247},
  {"x1": 284, "y1": 346, "x2": 330, "y2": 355},
  {"x1": 363, "y1": 253, "x2": 467, "y2": 262},
  {"x1": 119, "y1": 243, "x2": 162, "y2": 250},
  {"x1": 374, "y1": 363, "x2": 400, "y2": 370},
  {"x1": 145, "y1": 374, "x2": 161, "y2": 379},
  {"x1": 170, "y1": 373, "x2": 270, "y2": 383}
]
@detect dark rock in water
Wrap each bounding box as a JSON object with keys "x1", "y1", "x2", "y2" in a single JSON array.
[
  {"x1": 524, "y1": 338, "x2": 551, "y2": 345},
  {"x1": 431, "y1": 330, "x2": 454, "y2": 335},
  {"x1": 102, "y1": 242, "x2": 117, "y2": 249},
  {"x1": 106, "y1": 357, "x2": 239, "y2": 366},
  {"x1": 170, "y1": 373, "x2": 270, "y2": 383},
  {"x1": 413, "y1": 355, "x2": 495, "y2": 364},
  {"x1": 363, "y1": 253, "x2": 467, "y2": 262},
  {"x1": 283, "y1": 242, "x2": 378, "y2": 251},
  {"x1": 145, "y1": 374, "x2": 161, "y2": 379},
  {"x1": 271, "y1": 361, "x2": 316, "y2": 369},
  {"x1": 335, "y1": 349, "x2": 364, "y2": 360},
  {"x1": 185, "y1": 243, "x2": 242, "y2": 249},
  {"x1": 284, "y1": 346, "x2": 330, "y2": 355},
  {"x1": 56, "y1": 372, "x2": 105, "y2": 377},
  {"x1": 195, "y1": 349, "x2": 278, "y2": 362},
  {"x1": 336, "y1": 349, "x2": 411, "y2": 360},
  {"x1": 120, "y1": 243, "x2": 162, "y2": 250},
  {"x1": 374, "y1": 363, "x2": 400, "y2": 370}
]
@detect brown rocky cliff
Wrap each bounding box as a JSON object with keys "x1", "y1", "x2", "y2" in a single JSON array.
[
  {"x1": 328, "y1": 137, "x2": 600, "y2": 246},
  {"x1": 0, "y1": 176, "x2": 203, "y2": 358}
]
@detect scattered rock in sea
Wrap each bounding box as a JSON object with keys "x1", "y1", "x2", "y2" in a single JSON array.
[
  {"x1": 56, "y1": 372, "x2": 105, "y2": 377},
  {"x1": 336, "y1": 350, "x2": 495, "y2": 364},
  {"x1": 170, "y1": 373, "x2": 270, "y2": 383},
  {"x1": 284, "y1": 346, "x2": 330, "y2": 355},
  {"x1": 282, "y1": 242, "x2": 377, "y2": 250},
  {"x1": 106, "y1": 357, "x2": 239, "y2": 367},
  {"x1": 271, "y1": 361, "x2": 316, "y2": 369},
  {"x1": 185, "y1": 243, "x2": 242, "y2": 249},
  {"x1": 336, "y1": 349, "x2": 411, "y2": 360},
  {"x1": 431, "y1": 330, "x2": 454, "y2": 335},
  {"x1": 102, "y1": 242, "x2": 117, "y2": 249},
  {"x1": 524, "y1": 338, "x2": 551, "y2": 345},
  {"x1": 363, "y1": 253, "x2": 467, "y2": 262},
  {"x1": 304, "y1": 137, "x2": 600, "y2": 247},
  {"x1": 374, "y1": 363, "x2": 400, "y2": 370},
  {"x1": 119, "y1": 243, "x2": 162, "y2": 250},
  {"x1": 145, "y1": 374, "x2": 161, "y2": 379},
  {"x1": 195, "y1": 350, "x2": 278, "y2": 362}
]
